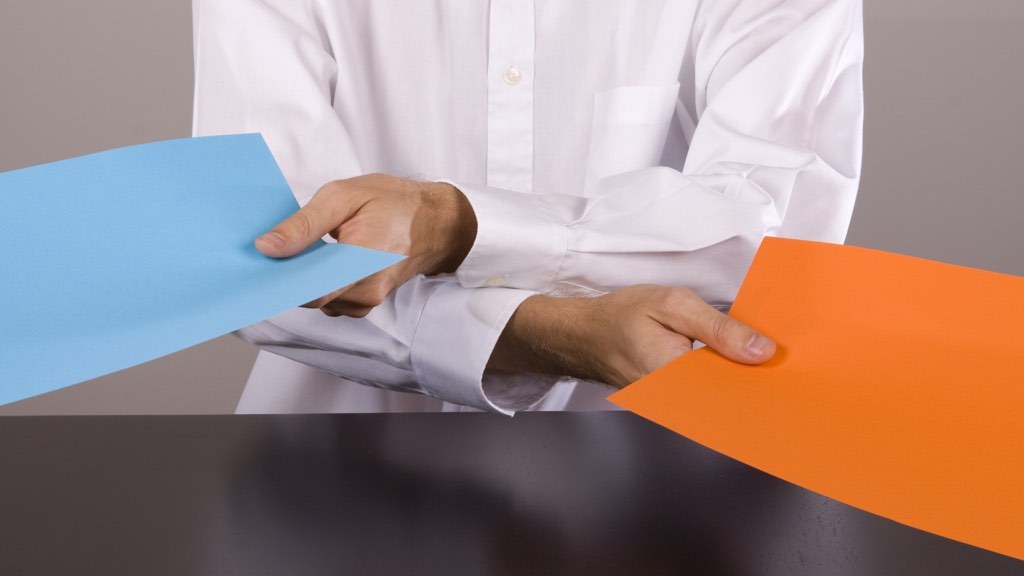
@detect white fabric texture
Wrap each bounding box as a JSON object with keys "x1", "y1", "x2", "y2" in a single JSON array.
[{"x1": 191, "y1": 0, "x2": 864, "y2": 414}]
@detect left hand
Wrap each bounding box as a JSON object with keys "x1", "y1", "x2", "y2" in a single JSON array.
[
  {"x1": 255, "y1": 173, "x2": 477, "y2": 317},
  {"x1": 488, "y1": 285, "x2": 776, "y2": 387}
]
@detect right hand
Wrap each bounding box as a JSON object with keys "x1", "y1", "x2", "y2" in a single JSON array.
[
  {"x1": 489, "y1": 285, "x2": 776, "y2": 387},
  {"x1": 255, "y1": 173, "x2": 476, "y2": 318}
]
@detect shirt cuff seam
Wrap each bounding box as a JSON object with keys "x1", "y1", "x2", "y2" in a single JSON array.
[{"x1": 408, "y1": 284, "x2": 536, "y2": 414}]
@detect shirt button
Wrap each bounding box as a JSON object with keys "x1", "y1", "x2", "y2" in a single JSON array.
[
  {"x1": 485, "y1": 276, "x2": 508, "y2": 287},
  {"x1": 502, "y1": 66, "x2": 521, "y2": 86}
]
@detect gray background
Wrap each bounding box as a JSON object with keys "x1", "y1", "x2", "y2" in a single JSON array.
[{"x1": 1, "y1": 1, "x2": 1021, "y2": 415}]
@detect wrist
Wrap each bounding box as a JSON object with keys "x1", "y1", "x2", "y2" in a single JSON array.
[
  {"x1": 424, "y1": 182, "x2": 477, "y2": 275},
  {"x1": 488, "y1": 295, "x2": 601, "y2": 380}
]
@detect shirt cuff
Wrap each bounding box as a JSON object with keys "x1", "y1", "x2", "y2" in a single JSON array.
[
  {"x1": 409, "y1": 279, "x2": 553, "y2": 415},
  {"x1": 446, "y1": 180, "x2": 582, "y2": 292}
]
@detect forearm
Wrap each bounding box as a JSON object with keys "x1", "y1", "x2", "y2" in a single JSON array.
[{"x1": 487, "y1": 295, "x2": 603, "y2": 383}]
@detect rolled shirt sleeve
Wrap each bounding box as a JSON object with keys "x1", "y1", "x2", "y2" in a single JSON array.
[
  {"x1": 193, "y1": 0, "x2": 546, "y2": 412},
  {"x1": 236, "y1": 276, "x2": 549, "y2": 414},
  {"x1": 455, "y1": 0, "x2": 863, "y2": 305}
]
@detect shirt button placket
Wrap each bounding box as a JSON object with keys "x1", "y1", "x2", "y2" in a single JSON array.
[{"x1": 486, "y1": 0, "x2": 535, "y2": 193}]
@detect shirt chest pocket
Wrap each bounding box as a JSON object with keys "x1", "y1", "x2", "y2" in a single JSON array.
[{"x1": 583, "y1": 82, "x2": 681, "y2": 196}]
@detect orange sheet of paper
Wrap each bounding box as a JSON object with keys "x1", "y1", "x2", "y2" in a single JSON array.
[{"x1": 610, "y1": 238, "x2": 1024, "y2": 561}]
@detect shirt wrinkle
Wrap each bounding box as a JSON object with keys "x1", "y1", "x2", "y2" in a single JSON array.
[{"x1": 192, "y1": 0, "x2": 863, "y2": 414}]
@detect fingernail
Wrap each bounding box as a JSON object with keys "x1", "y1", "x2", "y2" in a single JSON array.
[
  {"x1": 256, "y1": 232, "x2": 285, "y2": 250},
  {"x1": 746, "y1": 333, "x2": 774, "y2": 358}
]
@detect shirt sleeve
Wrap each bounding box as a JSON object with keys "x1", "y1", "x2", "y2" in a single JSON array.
[
  {"x1": 192, "y1": 0, "x2": 545, "y2": 413},
  {"x1": 235, "y1": 276, "x2": 546, "y2": 415},
  {"x1": 455, "y1": 0, "x2": 864, "y2": 306}
]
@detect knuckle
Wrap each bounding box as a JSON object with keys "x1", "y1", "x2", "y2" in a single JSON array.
[
  {"x1": 291, "y1": 209, "x2": 316, "y2": 239},
  {"x1": 348, "y1": 285, "x2": 387, "y2": 308},
  {"x1": 329, "y1": 282, "x2": 382, "y2": 309},
  {"x1": 662, "y1": 286, "x2": 695, "y2": 313},
  {"x1": 366, "y1": 282, "x2": 391, "y2": 305},
  {"x1": 349, "y1": 173, "x2": 384, "y2": 191},
  {"x1": 341, "y1": 231, "x2": 369, "y2": 248},
  {"x1": 672, "y1": 286, "x2": 697, "y2": 302},
  {"x1": 323, "y1": 179, "x2": 349, "y2": 197},
  {"x1": 710, "y1": 313, "x2": 731, "y2": 345}
]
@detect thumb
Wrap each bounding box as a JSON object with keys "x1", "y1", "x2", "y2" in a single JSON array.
[
  {"x1": 255, "y1": 186, "x2": 359, "y2": 258},
  {"x1": 665, "y1": 293, "x2": 776, "y2": 365}
]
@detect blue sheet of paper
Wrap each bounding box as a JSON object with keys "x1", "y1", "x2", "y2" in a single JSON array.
[{"x1": 0, "y1": 134, "x2": 403, "y2": 405}]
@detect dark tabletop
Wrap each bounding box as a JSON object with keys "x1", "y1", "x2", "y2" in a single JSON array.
[{"x1": 0, "y1": 411, "x2": 1020, "y2": 576}]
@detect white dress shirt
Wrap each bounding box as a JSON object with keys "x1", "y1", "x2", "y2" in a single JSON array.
[{"x1": 192, "y1": 0, "x2": 864, "y2": 414}]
